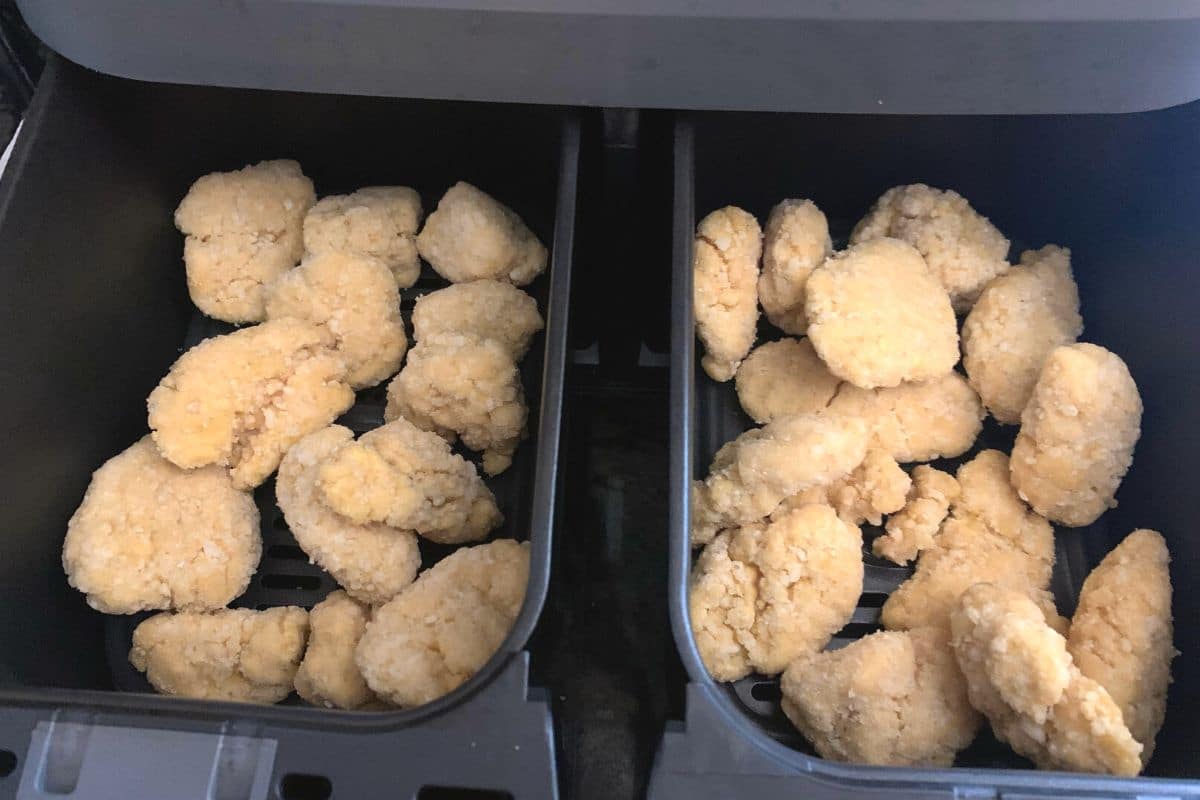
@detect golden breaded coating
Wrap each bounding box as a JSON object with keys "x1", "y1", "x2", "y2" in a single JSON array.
[
  {"x1": 690, "y1": 506, "x2": 863, "y2": 681},
  {"x1": 130, "y1": 607, "x2": 309, "y2": 704},
  {"x1": 356, "y1": 539, "x2": 529, "y2": 707},
  {"x1": 805, "y1": 238, "x2": 959, "y2": 389},
  {"x1": 276, "y1": 426, "x2": 421, "y2": 606},
  {"x1": 416, "y1": 182, "x2": 546, "y2": 286},
  {"x1": 828, "y1": 373, "x2": 984, "y2": 463},
  {"x1": 851, "y1": 184, "x2": 1010, "y2": 312},
  {"x1": 303, "y1": 186, "x2": 423, "y2": 288},
  {"x1": 388, "y1": 333, "x2": 527, "y2": 476},
  {"x1": 317, "y1": 418, "x2": 501, "y2": 544},
  {"x1": 781, "y1": 627, "x2": 980, "y2": 766},
  {"x1": 147, "y1": 319, "x2": 355, "y2": 490},
  {"x1": 264, "y1": 251, "x2": 407, "y2": 389},
  {"x1": 412, "y1": 280, "x2": 544, "y2": 360},
  {"x1": 758, "y1": 200, "x2": 832, "y2": 335},
  {"x1": 295, "y1": 591, "x2": 377, "y2": 710},
  {"x1": 690, "y1": 413, "x2": 869, "y2": 546},
  {"x1": 1011, "y1": 343, "x2": 1142, "y2": 527},
  {"x1": 951, "y1": 584, "x2": 1143, "y2": 775},
  {"x1": 734, "y1": 338, "x2": 842, "y2": 424},
  {"x1": 383, "y1": 378, "x2": 458, "y2": 442},
  {"x1": 175, "y1": 160, "x2": 315, "y2": 323},
  {"x1": 778, "y1": 449, "x2": 911, "y2": 527},
  {"x1": 1069, "y1": 530, "x2": 1175, "y2": 764},
  {"x1": 62, "y1": 437, "x2": 261, "y2": 614},
  {"x1": 962, "y1": 246, "x2": 1083, "y2": 424},
  {"x1": 693, "y1": 206, "x2": 762, "y2": 382},
  {"x1": 874, "y1": 466, "x2": 959, "y2": 565}
]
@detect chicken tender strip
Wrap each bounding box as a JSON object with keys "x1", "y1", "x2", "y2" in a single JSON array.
[
  {"x1": 758, "y1": 199, "x2": 832, "y2": 335},
  {"x1": 873, "y1": 466, "x2": 959, "y2": 565},
  {"x1": 303, "y1": 186, "x2": 423, "y2": 288},
  {"x1": 317, "y1": 418, "x2": 501, "y2": 544},
  {"x1": 1011, "y1": 343, "x2": 1142, "y2": 527},
  {"x1": 130, "y1": 607, "x2": 309, "y2": 704},
  {"x1": 690, "y1": 412, "x2": 869, "y2": 546},
  {"x1": 1069, "y1": 530, "x2": 1175, "y2": 764},
  {"x1": 690, "y1": 505, "x2": 863, "y2": 681},
  {"x1": 62, "y1": 436, "x2": 261, "y2": 614},
  {"x1": 412, "y1": 280, "x2": 544, "y2": 360},
  {"x1": 963, "y1": 245, "x2": 1083, "y2": 424},
  {"x1": 805, "y1": 237, "x2": 959, "y2": 389},
  {"x1": 851, "y1": 184, "x2": 1010, "y2": 312},
  {"x1": 781, "y1": 628, "x2": 980, "y2": 766},
  {"x1": 951, "y1": 584, "x2": 1143, "y2": 776},
  {"x1": 175, "y1": 159, "x2": 315, "y2": 323},
  {"x1": 277, "y1": 426, "x2": 421, "y2": 606},
  {"x1": 776, "y1": 449, "x2": 910, "y2": 527},
  {"x1": 295, "y1": 591, "x2": 378, "y2": 710},
  {"x1": 356, "y1": 539, "x2": 529, "y2": 707},
  {"x1": 734, "y1": 338, "x2": 842, "y2": 425},
  {"x1": 693, "y1": 206, "x2": 762, "y2": 382}
]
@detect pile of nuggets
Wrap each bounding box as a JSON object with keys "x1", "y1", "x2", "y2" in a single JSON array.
[
  {"x1": 689, "y1": 185, "x2": 1175, "y2": 775},
  {"x1": 62, "y1": 160, "x2": 549, "y2": 710}
]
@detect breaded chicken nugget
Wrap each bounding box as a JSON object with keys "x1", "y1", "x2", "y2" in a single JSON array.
[
  {"x1": 1069, "y1": 530, "x2": 1175, "y2": 764},
  {"x1": 303, "y1": 187, "x2": 423, "y2": 288},
  {"x1": 175, "y1": 160, "x2": 315, "y2": 323},
  {"x1": 828, "y1": 372, "x2": 984, "y2": 463},
  {"x1": 734, "y1": 338, "x2": 842, "y2": 424},
  {"x1": 148, "y1": 319, "x2": 355, "y2": 490},
  {"x1": 130, "y1": 607, "x2": 309, "y2": 704},
  {"x1": 781, "y1": 627, "x2": 980, "y2": 766},
  {"x1": 777, "y1": 449, "x2": 911, "y2": 527},
  {"x1": 383, "y1": 378, "x2": 458, "y2": 442},
  {"x1": 1011, "y1": 343, "x2": 1142, "y2": 527},
  {"x1": 806, "y1": 238, "x2": 959, "y2": 389},
  {"x1": 277, "y1": 426, "x2": 421, "y2": 606},
  {"x1": 963, "y1": 246, "x2": 1083, "y2": 424},
  {"x1": 388, "y1": 333, "x2": 527, "y2": 476},
  {"x1": 690, "y1": 412, "x2": 869, "y2": 546},
  {"x1": 412, "y1": 280, "x2": 544, "y2": 360},
  {"x1": 851, "y1": 184, "x2": 1010, "y2": 312},
  {"x1": 295, "y1": 591, "x2": 377, "y2": 710},
  {"x1": 62, "y1": 436, "x2": 260, "y2": 614},
  {"x1": 758, "y1": 200, "x2": 832, "y2": 335},
  {"x1": 356, "y1": 539, "x2": 529, "y2": 707},
  {"x1": 265, "y1": 251, "x2": 407, "y2": 389},
  {"x1": 951, "y1": 583, "x2": 1143, "y2": 775},
  {"x1": 874, "y1": 466, "x2": 959, "y2": 565},
  {"x1": 416, "y1": 182, "x2": 546, "y2": 286},
  {"x1": 693, "y1": 206, "x2": 762, "y2": 382},
  {"x1": 317, "y1": 418, "x2": 501, "y2": 544},
  {"x1": 690, "y1": 505, "x2": 863, "y2": 681}
]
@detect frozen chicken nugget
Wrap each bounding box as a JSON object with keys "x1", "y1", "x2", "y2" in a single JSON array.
[
  {"x1": 383, "y1": 378, "x2": 457, "y2": 442},
  {"x1": 690, "y1": 412, "x2": 869, "y2": 546},
  {"x1": 781, "y1": 627, "x2": 980, "y2": 766},
  {"x1": 777, "y1": 449, "x2": 911, "y2": 527},
  {"x1": 277, "y1": 426, "x2": 421, "y2": 606},
  {"x1": 265, "y1": 251, "x2": 407, "y2": 389},
  {"x1": 303, "y1": 186, "x2": 423, "y2": 288},
  {"x1": 295, "y1": 591, "x2": 377, "y2": 710},
  {"x1": 758, "y1": 199, "x2": 832, "y2": 335},
  {"x1": 1011, "y1": 343, "x2": 1142, "y2": 527},
  {"x1": 130, "y1": 607, "x2": 309, "y2": 704},
  {"x1": 874, "y1": 466, "x2": 959, "y2": 565},
  {"x1": 734, "y1": 338, "x2": 842, "y2": 424},
  {"x1": 690, "y1": 505, "x2": 863, "y2": 681},
  {"x1": 356, "y1": 539, "x2": 529, "y2": 707},
  {"x1": 317, "y1": 418, "x2": 501, "y2": 544},
  {"x1": 148, "y1": 318, "x2": 355, "y2": 490},
  {"x1": 693, "y1": 206, "x2": 762, "y2": 382},
  {"x1": 806, "y1": 238, "x2": 959, "y2": 389},
  {"x1": 963, "y1": 246, "x2": 1083, "y2": 424},
  {"x1": 389, "y1": 333, "x2": 527, "y2": 476},
  {"x1": 416, "y1": 182, "x2": 547, "y2": 285},
  {"x1": 175, "y1": 159, "x2": 315, "y2": 323},
  {"x1": 1069, "y1": 530, "x2": 1175, "y2": 763},
  {"x1": 951, "y1": 584, "x2": 1143, "y2": 775},
  {"x1": 62, "y1": 436, "x2": 261, "y2": 614},
  {"x1": 412, "y1": 280, "x2": 544, "y2": 360},
  {"x1": 851, "y1": 184, "x2": 1010, "y2": 312}
]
